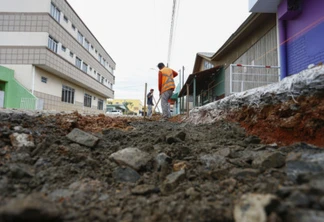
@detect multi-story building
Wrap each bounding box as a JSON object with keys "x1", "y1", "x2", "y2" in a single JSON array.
[
  {"x1": 0, "y1": 0, "x2": 115, "y2": 113},
  {"x1": 108, "y1": 99, "x2": 143, "y2": 116}
]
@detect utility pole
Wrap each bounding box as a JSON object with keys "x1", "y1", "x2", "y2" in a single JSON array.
[{"x1": 167, "y1": 0, "x2": 177, "y2": 67}]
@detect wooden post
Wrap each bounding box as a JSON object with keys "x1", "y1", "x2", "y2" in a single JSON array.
[
  {"x1": 186, "y1": 84, "x2": 189, "y2": 118},
  {"x1": 143, "y1": 83, "x2": 147, "y2": 119}
]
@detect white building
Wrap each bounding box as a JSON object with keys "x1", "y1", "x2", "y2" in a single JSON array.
[{"x1": 0, "y1": 0, "x2": 116, "y2": 113}]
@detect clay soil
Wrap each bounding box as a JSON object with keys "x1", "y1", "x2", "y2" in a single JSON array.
[{"x1": 229, "y1": 94, "x2": 324, "y2": 147}]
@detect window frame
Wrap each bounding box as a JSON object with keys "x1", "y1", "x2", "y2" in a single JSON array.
[
  {"x1": 61, "y1": 85, "x2": 75, "y2": 104},
  {"x1": 82, "y1": 62, "x2": 88, "y2": 73},
  {"x1": 77, "y1": 31, "x2": 84, "y2": 45},
  {"x1": 50, "y1": 3, "x2": 60, "y2": 22},
  {"x1": 75, "y1": 57, "x2": 82, "y2": 69},
  {"x1": 84, "y1": 39, "x2": 90, "y2": 51},
  {"x1": 84, "y1": 93, "x2": 92, "y2": 108},
  {"x1": 48, "y1": 36, "x2": 58, "y2": 53}
]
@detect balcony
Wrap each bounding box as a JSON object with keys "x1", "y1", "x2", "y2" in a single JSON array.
[{"x1": 249, "y1": 0, "x2": 281, "y2": 13}]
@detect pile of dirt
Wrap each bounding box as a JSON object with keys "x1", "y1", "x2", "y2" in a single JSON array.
[
  {"x1": 0, "y1": 109, "x2": 324, "y2": 222},
  {"x1": 229, "y1": 93, "x2": 324, "y2": 147}
]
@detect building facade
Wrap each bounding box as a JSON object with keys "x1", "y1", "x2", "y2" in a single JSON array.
[
  {"x1": 0, "y1": 0, "x2": 116, "y2": 113},
  {"x1": 108, "y1": 99, "x2": 143, "y2": 116},
  {"x1": 249, "y1": 0, "x2": 324, "y2": 79},
  {"x1": 178, "y1": 13, "x2": 279, "y2": 110}
]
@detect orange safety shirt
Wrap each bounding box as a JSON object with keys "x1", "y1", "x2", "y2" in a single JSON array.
[{"x1": 158, "y1": 67, "x2": 178, "y2": 94}]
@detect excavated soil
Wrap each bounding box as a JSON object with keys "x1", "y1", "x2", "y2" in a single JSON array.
[
  {"x1": 230, "y1": 94, "x2": 324, "y2": 147},
  {"x1": 0, "y1": 94, "x2": 324, "y2": 222}
]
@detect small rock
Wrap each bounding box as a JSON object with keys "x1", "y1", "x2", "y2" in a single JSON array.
[
  {"x1": 230, "y1": 168, "x2": 260, "y2": 179},
  {"x1": 252, "y1": 152, "x2": 286, "y2": 171},
  {"x1": 155, "y1": 153, "x2": 172, "y2": 171},
  {"x1": 9, "y1": 133, "x2": 35, "y2": 148},
  {"x1": 110, "y1": 147, "x2": 151, "y2": 171},
  {"x1": 161, "y1": 169, "x2": 186, "y2": 193},
  {"x1": 131, "y1": 184, "x2": 158, "y2": 195},
  {"x1": 173, "y1": 161, "x2": 189, "y2": 172},
  {"x1": 185, "y1": 187, "x2": 201, "y2": 201},
  {"x1": 234, "y1": 193, "x2": 279, "y2": 222},
  {"x1": 112, "y1": 167, "x2": 141, "y2": 183},
  {"x1": 66, "y1": 128, "x2": 99, "y2": 147}
]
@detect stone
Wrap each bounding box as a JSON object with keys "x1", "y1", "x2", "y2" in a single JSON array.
[
  {"x1": 284, "y1": 209, "x2": 324, "y2": 222},
  {"x1": 200, "y1": 154, "x2": 228, "y2": 170},
  {"x1": 174, "y1": 131, "x2": 186, "y2": 141},
  {"x1": 287, "y1": 191, "x2": 310, "y2": 208},
  {"x1": 109, "y1": 147, "x2": 151, "y2": 171},
  {"x1": 252, "y1": 152, "x2": 286, "y2": 171},
  {"x1": 9, "y1": 164, "x2": 34, "y2": 179},
  {"x1": 112, "y1": 167, "x2": 141, "y2": 183},
  {"x1": 216, "y1": 147, "x2": 232, "y2": 157},
  {"x1": 9, "y1": 133, "x2": 35, "y2": 148},
  {"x1": 286, "y1": 151, "x2": 324, "y2": 182},
  {"x1": 161, "y1": 169, "x2": 186, "y2": 193},
  {"x1": 230, "y1": 168, "x2": 260, "y2": 179},
  {"x1": 173, "y1": 161, "x2": 189, "y2": 172},
  {"x1": 66, "y1": 128, "x2": 99, "y2": 147},
  {"x1": 234, "y1": 193, "x2": 279, "y2": 222},
  {"x1": 155, "y1": 153, "x2": 172, "y2": 171},
  {"x1": 0, "y1": 193, "x2": 62, "y2": 222},
  {"x1": 131, "y1": 184, "x2": 158, "y2": 195}
]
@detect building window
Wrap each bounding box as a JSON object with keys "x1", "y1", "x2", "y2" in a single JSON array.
[
  {"x1": 89, "y1": 67, "x2": 92, "y2": 71},
  {"x1": 101, "y1": 76, "x2": 104, "y2": 84},
  {"x1": 75, "y1": 57, "x2": 82, "y2": 69},
  {"x1": 82, "y1": 62, "x2": 88, "y2": 73},
  {"x1": 97, "y1": 99, "x2": 104, "y2": 110},
  {"x1": 77, "y1": 31, "x2": 83, "y2": 45},
  {"x1": 91, "y1": 45, "x2": 94, "y2": 50},
  {"x1": 61, "y1": 85, "x2": 75, "y2": 104},
  {"x1": 63, "y1": 15, "x2": 68, "y2": 23},
  {"x1": 72, "y1": 24, "x2": 76, "y2": 30},
  {"x1": 61, "y1": 45, "x2": 66, "y2": 52},
  {"x1": 41, "y1": 76, "x2": 47, "y2": 83},
  {"x1": 84, "y1": 39, "x2": 90, "y2": 51},
  {"x1": 98, "y1": 54, "x2": 102, "y2": 63},
  {"x1": 48, "y1": 36, "x2": 58, "y2": 53},
  {"x1": 97, "y1": 73, "x2": 101, "y2": 81},
  {"x1": 50, "y1": 3, "x2": 60, "y2": 22},
  {"x1": 70, "y1": 51, "x2": 74, "y2": 57},
  {"x1": 84, "y1": 93, "x2": 92, "y2": 107}
]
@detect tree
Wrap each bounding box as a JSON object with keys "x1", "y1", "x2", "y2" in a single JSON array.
[{"x1": 123, "y1": 101, "x2": 134, "y2": 115}]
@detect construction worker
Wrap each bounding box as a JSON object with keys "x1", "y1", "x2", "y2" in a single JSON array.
[
  {"x1": 157, "y1": 62, "x2": 178, "y2": 121},
  {"x1": 147, "y1": 89, "x2": 154, "y2": 118}
]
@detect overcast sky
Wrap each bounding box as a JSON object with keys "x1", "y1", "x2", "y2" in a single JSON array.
[{"x1": 67, "y1": 0, "x2": 251, "y2": 104}]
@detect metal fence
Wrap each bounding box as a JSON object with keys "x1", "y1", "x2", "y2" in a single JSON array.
[{"x1": 230, "y1": 64, "x2": 280, "y2": 94}]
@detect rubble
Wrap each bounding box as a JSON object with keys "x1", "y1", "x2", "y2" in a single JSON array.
[{"x1": 0, "y1": 66, "x2": 323, "y2": 221}]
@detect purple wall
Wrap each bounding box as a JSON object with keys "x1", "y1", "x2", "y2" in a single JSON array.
[{"x1": 279, "y1": 0, "x2": 324, "y2": 77}]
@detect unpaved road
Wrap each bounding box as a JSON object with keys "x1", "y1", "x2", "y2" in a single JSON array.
[{"x1": 0, "y1": 108, "x2": 324, "y2": 222}]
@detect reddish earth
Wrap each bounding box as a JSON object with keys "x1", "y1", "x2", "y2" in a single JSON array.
[{"x1": 228, "y1": 94, "x2": 324, "y2": 147}]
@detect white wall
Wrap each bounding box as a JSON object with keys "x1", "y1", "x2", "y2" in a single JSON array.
[
  {"x1": 0, "y1": 0, "x2": 50, "y2": 13},
  {"x1": 35, "y1": 67, "x2": 105, "y2": 106},
  {"x1": 0, "y1": 32, "x2": 48, "y2": 46},
  {"x1": 2, "y1": 65, "x2": 33, "y2": 90}
]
